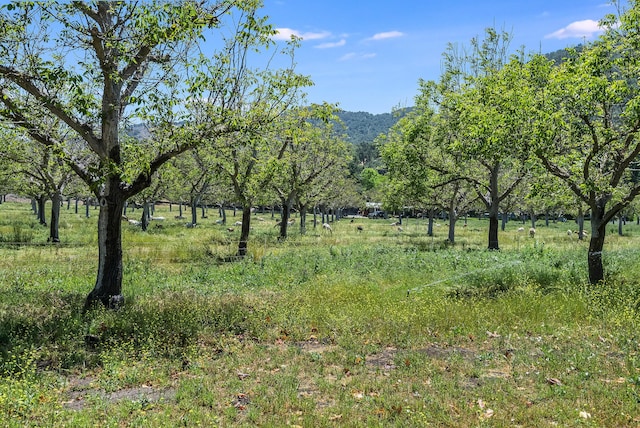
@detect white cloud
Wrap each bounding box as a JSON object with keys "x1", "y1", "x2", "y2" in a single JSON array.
[
  {"x1": 367, "y1": 31, "x2": 405, "y2": 41},
  {"x1": 339, "y1": 52, "x2": 376, "y2": 61},
  {"x1": 273, "y1": 27, "x2": 331, "y2": 41},
  {"x1": 545, "y1": 19, "x2": 604, "y2": 39},
  {"x1": 315, "y1": 39, "x2": 347, "y2": 49}
]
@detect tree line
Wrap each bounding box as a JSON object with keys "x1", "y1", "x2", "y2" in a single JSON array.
[
  {"x1": 378, "y1": 1, "x2": 640, "y2": 285},
  {"x1": 1, "y1": 0, "x2": 639, "y2": 311},
  {"x1": 0, "y1": 1, "x2": 362, "y2": 310}
]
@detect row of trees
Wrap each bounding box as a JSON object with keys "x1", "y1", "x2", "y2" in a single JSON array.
[
  {"x1": 379, "y1": 0, "x2": 640, "y2": 284},
  {"x1": 2, "y1": 1, "x2": 639, "y2": 310},
  {"x1": 0, "y1": 1, "x2": 360, "y2": 309}
]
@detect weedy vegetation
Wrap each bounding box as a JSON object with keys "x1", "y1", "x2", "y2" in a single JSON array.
[{"x1": 1, "y1": 201, "x2": 640, "y2": 426}]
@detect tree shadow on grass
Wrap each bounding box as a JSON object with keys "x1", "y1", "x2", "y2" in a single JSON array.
[{"x1": 0, "y1": 289, "x2": 257, "y2": 374}]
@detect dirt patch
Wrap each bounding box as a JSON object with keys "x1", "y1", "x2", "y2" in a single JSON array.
[
  {"x1": 366, "y1": 344, "x2": 476, "y2": 371},
  {"x1": 62, "y1": 377, "x2": 176, "y2": 410},
  {"x1": 366, "y1": 347, "x2": 398, "y2": 370},
  {"x1": 296, "y1": 338, "x2": 337, "y2": 354},
  {"x1": 417, "y1": 345, "x2": 475, "y2": 360}
]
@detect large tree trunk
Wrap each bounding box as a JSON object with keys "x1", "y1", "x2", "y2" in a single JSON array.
[
  {"x1": 237, "y1": 204, "x2": 252, "y2": 258},
  {"x1": 488, "y1": 206, "x2": 500, "y2": 250},
  {"x1": 588, "y1": 204, "x2": 607, "y2": 284},
  {"x1": 278, "y1": 197, "x2": 294, "y2": 241},
  {"x1": 141, "y1": 202, "x2": 150, "y2": 231},
  {"x1": 84, "y1": 187, "x2": 126, "y2": 309},
  {"x1": 448, "y1": 204, "x2": 457, "y2": 244},
  {"x1": 618, "y1": 216, "x2": 623, "y2": 236},
  {"x1": 48, "y1": 192, "x2": 61, "y2": 243},
  {"x1": 37, "y1": 195, "x2": 47, "y2": 225},
  {"x1": 190, "y1": 196, "x2": 198, "y2": 226}
]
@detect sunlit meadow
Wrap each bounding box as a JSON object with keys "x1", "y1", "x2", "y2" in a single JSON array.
[{"x1": 1, "y1": 200, "x2": 640, "y2": 427}]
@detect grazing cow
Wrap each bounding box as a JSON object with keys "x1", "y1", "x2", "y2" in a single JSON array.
[
  {"x1": 529, "y1": 227, "x2": 536, "y2": 238},
  {"x1": 322, "y1": 223, "x2": 332, "y2": 233}
]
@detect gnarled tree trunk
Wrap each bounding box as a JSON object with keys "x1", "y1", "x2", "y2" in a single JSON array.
[
  {"x1": 488, "y1": 205, "x2": 500, "y2": 250},
  {"x1": 487, "y1": 164, "x2": 500, "y2": 251},
  {"x1": 84, "y1": 184, "x2": 126, "y2": 309},
  {"x1": 588, "y1": 204, "x2": 607, "y2": 285}
]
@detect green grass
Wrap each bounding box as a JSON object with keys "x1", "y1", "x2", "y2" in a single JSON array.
[{"x1": 1, "y1": 201, "x2": 640, "y2": 426}]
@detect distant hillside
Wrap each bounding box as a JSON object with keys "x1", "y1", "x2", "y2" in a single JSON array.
[
  {"x1": 337, "y1": 109, "x2": 410, "y2": 146},
  {"x1": 125, "y1": 109, "x2": 410, "y2": 148},
  {"x1": 125, "y1": 123, "x2": 151, "y2": 140}
]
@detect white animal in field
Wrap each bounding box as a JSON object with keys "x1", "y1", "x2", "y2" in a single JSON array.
[
  {"x1": 150, "y1": 216, "x2": 165, "y2": 221},
  {"x1": 234, "y1": 221, "x2": 243, "y2": 226},
  {"x1": 128, "y1": 219, "x2": 141, "y2": 226},
  {"x1": 517, "y1": 227, "x2": 525, "y2": 232},
  {"x1": 529, "y1": 227, "x2": 536, "y2": 238},
  {"x1": 322, "y1": 223, "x2": 332, "y2": 233}
]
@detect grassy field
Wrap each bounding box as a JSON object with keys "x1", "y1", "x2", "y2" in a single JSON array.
[{"x1": 1, "y1": 201, "x2": 640, "y2": 427}]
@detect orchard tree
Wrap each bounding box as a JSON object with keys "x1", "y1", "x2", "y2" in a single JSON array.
[
  {"x1": 531, "y1": 1, "x2": 640, "y2": 284},
  {"x1": 271, "y1": 103, "x2": 351, "y2": 240},
  {"x1": 437, "y1": 30, "x2": 535, "y2": 250},
  {"x1": 0, "y1": 126, "x2": 82, "y2": 240},
  {"x1": 0, "y1": 1, "x2": 306, "y2": 308},
  {"x1": 380, "y1": 103, "x2": 477, "y2": 243}
]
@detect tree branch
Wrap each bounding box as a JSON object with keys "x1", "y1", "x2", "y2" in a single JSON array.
[{"x1": 0, "y1": 76, "x2": 104, "y2": 157}]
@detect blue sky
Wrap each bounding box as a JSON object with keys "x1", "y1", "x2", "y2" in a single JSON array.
[{"x1": 262, "y1": 0, "x2": 623, "y2": 114}]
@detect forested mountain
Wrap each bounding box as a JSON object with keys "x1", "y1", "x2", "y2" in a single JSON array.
[
  {"x1": 127, "y1": 110, "x2": 408, "y2": 153},
  {"x1": 337, "y1": 109, "x2": 409, "y2": 145}
]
